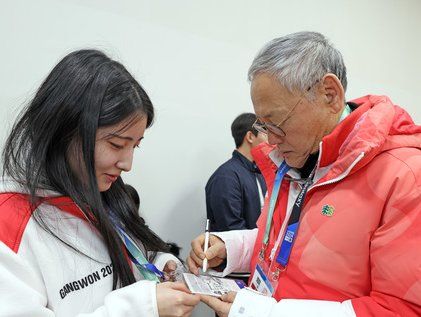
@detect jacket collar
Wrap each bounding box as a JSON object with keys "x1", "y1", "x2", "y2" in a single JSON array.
[
  {"x1": 232, "y1": 150, "x2": 261, "y2": 173},
  {"x1": 318, "y1": 101, "x2": 371, "y2": 168}
]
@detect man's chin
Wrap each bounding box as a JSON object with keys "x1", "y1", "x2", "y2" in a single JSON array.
[
  {"x1": 284, "y1": 156, "x2": 306, "y2": 169},
  {"x1": 275, "y1": 149, "x2": 306, "y2": 168}
]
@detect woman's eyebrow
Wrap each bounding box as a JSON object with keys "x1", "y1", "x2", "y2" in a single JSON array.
[{"x1": 108, "y1": 134, "x2": 144, "y2": 141}]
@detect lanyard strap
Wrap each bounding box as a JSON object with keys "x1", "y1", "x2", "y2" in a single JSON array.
[
  {"x1": 255, "y1": 176, "x2": 265, "y2": 209},
  {"x1": 262, "y1": 161, "x2": 290, "y2": 246},
  {"x1": 339, "y1": 104, "x2": 352, "y2": 122},
  {"x1": 114, "y1": 224, "x2": 164, "y2": 282},
  {"x1": 276, "y1": 170, "x2": 314, "y2": 267}
]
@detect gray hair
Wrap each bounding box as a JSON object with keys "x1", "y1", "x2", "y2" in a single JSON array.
[{"x1": 248, "y1": 31, "x2": 347, "y2": 95}]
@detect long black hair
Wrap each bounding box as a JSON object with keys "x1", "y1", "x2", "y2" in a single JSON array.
[{"x1": 2, "y1": 49, "x2": 169, "y2": 289}]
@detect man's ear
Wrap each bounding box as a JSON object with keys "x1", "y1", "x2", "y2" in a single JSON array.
[
  {"x1": 319, "y1": 73, "x2": 345, "y2": 114},
  {"x1": 245, "y1": 131, "x2": 254, "y2": 144}
]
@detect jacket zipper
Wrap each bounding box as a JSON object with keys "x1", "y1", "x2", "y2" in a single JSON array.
[{"x1": 308, "y1": 151, "x2": 365, "y2": 193}]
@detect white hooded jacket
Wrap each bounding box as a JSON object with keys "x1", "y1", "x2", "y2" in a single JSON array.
[{"x1": 0, "y1": 179, "x2": 179, "y2": 317}]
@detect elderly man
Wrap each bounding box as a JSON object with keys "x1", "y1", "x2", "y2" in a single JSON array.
[{"x1": 188, "y1": 31, "x2": 421, "y2": 317}]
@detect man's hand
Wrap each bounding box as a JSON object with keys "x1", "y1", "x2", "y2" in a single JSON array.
[
  {"x1": 187, "y1": 234, "x2": 227, "y2": 275},
  {"x1": 200, "y1": 292, "x2": 237, "y2": 317}
]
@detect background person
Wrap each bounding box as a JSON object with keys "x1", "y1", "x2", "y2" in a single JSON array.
[{"x1": 206, "y1": 113, "x2": 267, "y2": 232}]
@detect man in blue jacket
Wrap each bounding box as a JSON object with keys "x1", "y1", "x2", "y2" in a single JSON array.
[{"x1": 206, "y1": 113, "x2": 267, "y2": 232}]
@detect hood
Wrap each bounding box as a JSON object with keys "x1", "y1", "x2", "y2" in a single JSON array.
[
  {"x1": 0, "y1": 178, "x2": 61, "y2": 197},
  {"x1": 319, "y1": 95, "x2": 421, "y2": 181},
  {"x1": 0, "y1": 178, "x2": 86, "y2": 220}
]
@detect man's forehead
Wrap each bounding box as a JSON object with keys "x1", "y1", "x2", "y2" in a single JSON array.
[
  {"x1": 252, "y1": 92, "x2": 290, "y2": 120},
  {"x1": 251, "y1": 73, "x2": 293, "y2": 119}
]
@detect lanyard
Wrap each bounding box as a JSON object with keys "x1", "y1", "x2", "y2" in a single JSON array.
[
  {"x1": 275, "y1": 169, "x2": 314, "y2": 267},
  {"x1": 339, "y1": 104, "x2": 352, "y2": 122},
  {"x1": 114, "y1": 223, "x2": 164, "y2": 282},
  {"x1": 255, "y1": 176, "x2": 265, "y2": 209},
  {"x1": 262, "y1": 161, "x2": 290, "y2": 248}
]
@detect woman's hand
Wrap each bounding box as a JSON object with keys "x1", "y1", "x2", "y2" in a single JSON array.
[
  {"x1": 200, "y1": 291, "x2": 237, "y2": 317},
  {"x1": 162, "y1": 260, "x2": 178, "y2": 282},
  {"x1": 156, "y1": 282, "x2": 200, "y2": 317}
]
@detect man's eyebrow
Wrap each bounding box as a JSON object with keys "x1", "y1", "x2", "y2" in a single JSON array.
[
  {"x1": 259, "y1": 114, "x2": 271, "y2": 119},
  {"x1": 258, "y1": 111, "x2": 274, "y2": 120},
  {"x1": 259, "y1": 107, "x2": 288, "y2": 120}
]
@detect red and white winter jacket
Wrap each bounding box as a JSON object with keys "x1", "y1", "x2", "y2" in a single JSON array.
[
  {"x1": 214, "y1": 95, "x2": 421, "y2": 317},
  {"x1": 0, "y1": 182, "x2": 179, "y2": 317}
]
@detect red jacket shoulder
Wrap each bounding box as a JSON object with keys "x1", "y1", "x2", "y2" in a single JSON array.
[{"x1": 0, "y1": 193, "x2": 37, "y2": 253}]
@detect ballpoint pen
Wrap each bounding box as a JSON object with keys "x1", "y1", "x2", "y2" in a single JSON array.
[{"x1": 202, "y1": 219, "x2": 210, "y2": 273}]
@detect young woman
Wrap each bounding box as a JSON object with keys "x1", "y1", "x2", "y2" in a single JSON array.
[{"x1": 0, "y1": 49, "x2": 199, "y2": 316}]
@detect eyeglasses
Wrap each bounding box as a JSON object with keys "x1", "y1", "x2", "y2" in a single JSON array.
[{"x1": 252, "y1": 97, "x2": 302, "y2": 137}]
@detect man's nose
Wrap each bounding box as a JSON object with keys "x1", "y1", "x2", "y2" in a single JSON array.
[{"x1": 267, "y1": 131, "x2": 284, "y2": 145}]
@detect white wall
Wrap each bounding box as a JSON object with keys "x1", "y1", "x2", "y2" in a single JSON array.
[{"x1": 1, "y1": 1, "x2": 420, "y2": 315}]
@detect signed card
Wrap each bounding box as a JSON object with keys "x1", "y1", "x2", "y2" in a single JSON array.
[{"x1": 183, "y1": 273, "x2": 246, "y2": 297}]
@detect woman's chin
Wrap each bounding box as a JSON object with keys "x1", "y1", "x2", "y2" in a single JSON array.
[{"x1": 98, "y1": 182, "x2": 112, "y2": 192}]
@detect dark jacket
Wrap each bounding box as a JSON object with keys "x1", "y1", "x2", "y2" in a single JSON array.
[{"x1": 205, "y1": 150, "x2": 267, "y2": 232}]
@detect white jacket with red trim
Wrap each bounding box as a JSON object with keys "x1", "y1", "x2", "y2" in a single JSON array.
[
  {"x1": 212, "y1": 96, "x2": 421, "y2": 317},
  {"x1": 0, "y1": 180, "x2": 179, "y2": 317}
]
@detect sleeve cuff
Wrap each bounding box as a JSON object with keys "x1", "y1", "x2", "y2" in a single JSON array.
[
  {"x1": 270, "y1": 298, "x2": 356, "y2": 317},
  {"x1": 229, "y1": 288, "x2": 276, "y2": 317},
  {"x1": 210, "y1": 229, "x2": 258, "y2": 277},
  {"x1": 153, "y1": 252, "x2": 182, "y2": 272},
  {"x1": 229, "y1": 288, "x2": 356, "y2": 317}
]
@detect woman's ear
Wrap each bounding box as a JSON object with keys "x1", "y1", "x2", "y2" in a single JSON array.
[{"x1": 67, "y1": 138, "x2": 86, "y2": 180}]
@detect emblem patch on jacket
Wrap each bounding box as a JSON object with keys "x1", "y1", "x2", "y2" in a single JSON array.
[{"x1": 321, "y1": 204, "x2": 335, "y2": 217}]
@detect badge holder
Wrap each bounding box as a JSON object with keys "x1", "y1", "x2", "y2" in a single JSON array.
[{"x1": 250, "y1": 247, "x2": 285, "y2": 297}]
